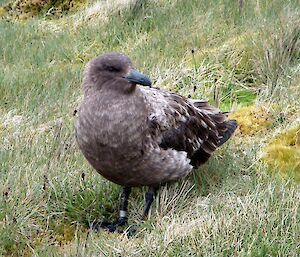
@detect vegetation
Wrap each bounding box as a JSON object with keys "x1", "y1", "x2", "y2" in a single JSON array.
[
  {"x1": 0, "y1": 0, "x2": 299, "y2": 255},
  {"x1": 1, "y1": 0, "x2": 87, "y2": 18},
  {"x1": 263, "y1": 125, "x2": 300, "y2": 182}
]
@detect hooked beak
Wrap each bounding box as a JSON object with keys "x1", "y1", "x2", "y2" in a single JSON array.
[{"x1": 123, "y1": 69, "x2": 152, "y2": 87}]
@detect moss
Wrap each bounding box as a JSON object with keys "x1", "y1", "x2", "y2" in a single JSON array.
[
  {"x1": 229, "y1": 105, "x2": 274, "y2": 136},
  {"x1": 262, "y1": 125, "x2": 300, "y2": 181},
  {"x1": 50, "y1": 221, "x2": 76, "y2": 244},
  {"x1": 4, "y1": 0, "x2": 87, "y2": 18},
  {"x1": 0, "y1": 7, "x2": 8, "y2": 17}
]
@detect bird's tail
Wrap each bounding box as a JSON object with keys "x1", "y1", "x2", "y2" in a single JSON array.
[{"x1": 218, "y1": 120, "x2": 238, "y2": 146}]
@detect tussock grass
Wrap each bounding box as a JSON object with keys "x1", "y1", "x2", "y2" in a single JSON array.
[{"x1": 1, "y1": 0, "x2": 299, "y2": 255}]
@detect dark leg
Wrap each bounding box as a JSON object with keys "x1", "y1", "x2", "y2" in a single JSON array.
[
  {"x1": 117, "y1": 186, "x2": 132, "y2": 225},
  {"x1": 93, "y1": 187, "x2": 131, "y2": 232},
  {"x1": 141, "y1": 187, "x2": 158, "y2": 219},
  {"x1": 126, "y1": 187, "x2": 158, "y2": 237}
]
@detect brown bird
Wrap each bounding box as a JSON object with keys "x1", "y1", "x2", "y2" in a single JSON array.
[{"x1": 75, "y1": 52, "x2": 237, "y2": 232}]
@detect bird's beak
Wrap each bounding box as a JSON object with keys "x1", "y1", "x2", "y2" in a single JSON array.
[{"x1": 123, "y1": 69, "x2": 152, "y2": 87}]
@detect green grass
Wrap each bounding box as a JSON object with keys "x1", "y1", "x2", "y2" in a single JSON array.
[{"x1": 0, "y1": 0, "x2": 299, "y2": 256}]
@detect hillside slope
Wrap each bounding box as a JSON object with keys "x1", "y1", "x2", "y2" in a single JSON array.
[{"x1": 0, "y1": 0, "x2": 299, "y2": 256}]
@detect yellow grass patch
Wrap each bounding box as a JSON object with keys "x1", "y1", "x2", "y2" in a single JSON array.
[
  {"x1": 0, "y1": 7, "x2": 7, "y2": 17},
  {"x1": 262, "y1": 125, "x2": 300, "y2": 181},
  {"x1": 229, "y1": 105, "x2": 273, "y2": 136}
]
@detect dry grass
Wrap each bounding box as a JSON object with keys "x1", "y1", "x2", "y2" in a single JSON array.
[{"x1": 0, "y1": 0, "x2": 299, "y2": 256}]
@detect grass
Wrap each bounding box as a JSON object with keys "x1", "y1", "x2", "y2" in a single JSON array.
[{"x1": 0, "y1": 0, "x2": 299, "y2": 255}]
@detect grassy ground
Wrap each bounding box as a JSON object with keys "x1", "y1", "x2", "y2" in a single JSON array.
[{"x1": 0, "y1": 0, "x2": 299, "y2": 256}]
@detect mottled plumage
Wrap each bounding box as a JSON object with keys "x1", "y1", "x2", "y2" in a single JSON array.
[{"x1": 75, "y1": 52, "x2": 237, "y2": 232}]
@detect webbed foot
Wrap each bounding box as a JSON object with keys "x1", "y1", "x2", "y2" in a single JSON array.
[{"x1": 92, "y1": 217, "x2": 128, "y2": 233}]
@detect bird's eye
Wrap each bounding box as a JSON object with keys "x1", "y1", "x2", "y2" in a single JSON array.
[{"x1": 107, "y1": 66, "x2": 119, "y2": 72}]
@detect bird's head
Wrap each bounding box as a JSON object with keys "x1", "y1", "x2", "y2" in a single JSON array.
[{"x1": 84, "y1": 52, "x2": 152, "y2": 93}]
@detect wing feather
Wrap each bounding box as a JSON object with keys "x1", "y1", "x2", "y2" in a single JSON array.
[{"x1": 141, "y1": 87, "x2": 235, "y2": 167}]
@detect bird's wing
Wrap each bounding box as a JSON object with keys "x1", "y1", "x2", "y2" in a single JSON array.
[{"x1": 141, "y1": 87, "x2": 234, "y2": 167}]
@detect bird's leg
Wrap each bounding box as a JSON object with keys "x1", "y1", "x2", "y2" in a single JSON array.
[
  {"x1": 126, "y1": 187, "x2": 158, "y2": 237},
  {"x1": 117, "y1": 186, "x2": 132, "y2": 225},
  {"x1": 141, "y1": 187, "x2": 158, "y2": 220},
  {"x1": 94, "y1": 187, "x2": 131, "y2": 232}
]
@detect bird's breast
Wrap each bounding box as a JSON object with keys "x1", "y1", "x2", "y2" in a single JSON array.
[{"x1": 76, "y1": 92, "x2": 148, "y2": 176}]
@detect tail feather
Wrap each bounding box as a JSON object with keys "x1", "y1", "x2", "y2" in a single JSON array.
[{"x1": 218, "y1": 120, "x2": 238, "y2": 146}]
